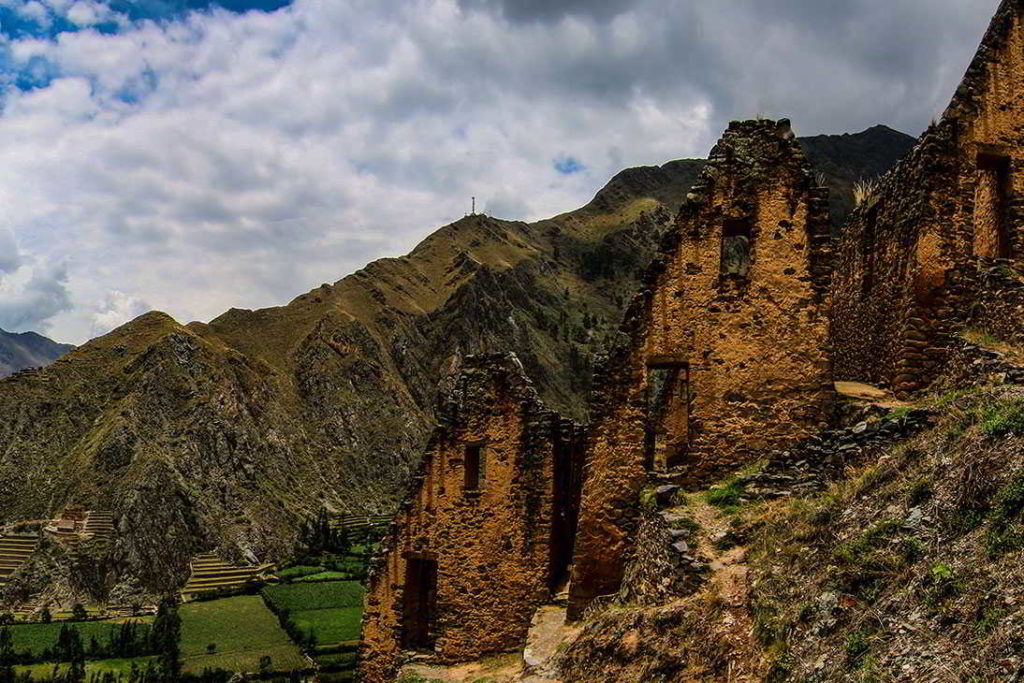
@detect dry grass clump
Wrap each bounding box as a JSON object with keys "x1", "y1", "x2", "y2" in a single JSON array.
[{"x1": 852, "y1": 177, "x2": 879, "y2": 207}]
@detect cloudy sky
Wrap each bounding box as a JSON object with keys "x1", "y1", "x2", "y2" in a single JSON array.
[{"x1": 0, "y1": 0, "x2": 1001, "y2": 343}]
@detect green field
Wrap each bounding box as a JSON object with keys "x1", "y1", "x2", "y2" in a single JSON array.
[
  {"x1": 15, "y1": 656, "x2": 157, "y2": 678},
  {"x1": 6, "y1": 620, "x2": 152, "y2": 657},
  {"x1": 179, "y1": 595, "x2": 306, "y2": 673},
  {"x1": 291, "y1": 607, "x2": 362, "y2": 644},
  {"x1": 295, "y1": 571, "x2": 349, "y2": 583},
  {"x1": 261, "y1": 581, "x2": 364, "y2": 613},
  {"x1": 275, "y1": 565, "x2": 324, "y2": 581}
]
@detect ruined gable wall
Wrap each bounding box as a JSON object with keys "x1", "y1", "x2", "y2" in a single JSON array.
[
  {"x1": 568, "y1": 120, "x2": 834, "y2": 619},
  {"x1": 359, "y1": 354, "x2": 583, "y2": 683},
  {"x1": 833, "y1": 0, "x2": 1024, "y2": 393}
]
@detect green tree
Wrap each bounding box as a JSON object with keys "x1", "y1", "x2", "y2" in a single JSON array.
[
  {"x1": 71, "y1": 603, "x2": 88, "y2": 622},
  {"x1": 39, "y1": 607, "x2": 51, "y2": 624},
  {"x1": 150, "y1": 597, "x2": 181, "y2": 680}
]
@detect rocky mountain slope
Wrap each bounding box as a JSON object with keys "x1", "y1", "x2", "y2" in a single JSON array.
[
  {"x1": 0, "y1": 328, "x2": 73, "y2": 378},
  {"x1": 0, "y1": 125, "x2": 913, "y2": 601}
]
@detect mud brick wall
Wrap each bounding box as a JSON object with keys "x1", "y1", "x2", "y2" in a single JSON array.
[
  {"x1": 832, "y1": 0, "x2": 1024, "y2": 397},
  {"x1": 567, "y1": 119, "x2": 835, "y2": 619},
  {"x1": 358, "y1": 353, "x2": 585, "y2": 683}
]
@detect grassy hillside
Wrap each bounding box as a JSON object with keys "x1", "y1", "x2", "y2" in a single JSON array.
[{"x1": 558, "y1": 341, "x2": 1024, "y2": 682}]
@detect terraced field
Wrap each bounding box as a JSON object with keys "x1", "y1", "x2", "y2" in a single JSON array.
[
  {"x1": 178, "y1": 595, "x2": 306, "y2": 673},
  {"x1": 262, "y1": 581, "x2": 365, "y2": 646},
  {"x1": 0, "y1": 534, "x2": 39, "y2": 586},
  {"x1": 330, "y1": 514, "x2": 390, "y2": 543},
  {"x1": 181, "y1": 553, "x2": 274, "y2": 599},
  {"x1": 82, "y1": 511, "x2": 114, "y2": 540}
]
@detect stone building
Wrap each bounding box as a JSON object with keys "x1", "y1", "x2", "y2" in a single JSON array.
[
  {"x1": 832, "y1": 0, "x2": 1024, "y2": 394},
  {"x1": 358, "y1": 353, "x2": 585, "y2": 683},
  {"x1": 567, "y1": 119, "x2": 835, "y2": 619}
]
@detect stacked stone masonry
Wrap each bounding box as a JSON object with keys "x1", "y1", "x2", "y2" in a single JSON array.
[
  {"x1": 832, "y1": 0, "x2": 1024, "y2": 397},
  {"x1": 358, "y1": 353, "x2": 584, "y2": 683},
  {"x1": 567, "y1": 119, "x2": 836, "y2": 618}
]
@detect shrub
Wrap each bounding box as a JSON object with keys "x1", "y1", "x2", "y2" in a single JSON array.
[
  {"x1": 844, "y1": 628, "x2": 873, "y2": 665},
  {"x1": 980, "y1": 398, "x2": 1024, "y2": 437},
  {"x1": 705, "y1": 478, "x2": 748, "y2": 511}
]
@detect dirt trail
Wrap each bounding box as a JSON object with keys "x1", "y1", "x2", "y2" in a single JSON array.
[
  {"x1": 682, "y1": 496, "x2": 761, "y2": 681},
  {"x1": 398, "y1": 603, "x2": 579, "y2": 683}
]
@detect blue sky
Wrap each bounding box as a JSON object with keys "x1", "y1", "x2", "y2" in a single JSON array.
[{"x1": 0, "y1": 0, "x2": 1002, "y2": 343}]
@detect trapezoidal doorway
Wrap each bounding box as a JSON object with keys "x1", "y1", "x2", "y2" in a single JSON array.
[
  {"x1": 644, "y1": 359, "x2": 691, "y2": 472},
  {"x1": 401, "y1": 556, "x2": 438, "y2": 651}
]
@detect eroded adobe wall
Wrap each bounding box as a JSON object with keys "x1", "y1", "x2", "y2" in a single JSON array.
[
  {"x1": 359, "y1": 354, "x2": 584, "y2": 683},
  {"x1": 832, "y1": 0, "x2": 1024, "y2": 394},
  {"x1": 568, "y1": 119, "x2": 834, "y2": 619}
]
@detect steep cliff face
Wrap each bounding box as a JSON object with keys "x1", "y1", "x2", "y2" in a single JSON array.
[
  {"x1": 0, "y1": 328, "x2": 73, "y2": 378},
  {"x1": 0, "y1": 127, "x2": 912, "y2": 600}
]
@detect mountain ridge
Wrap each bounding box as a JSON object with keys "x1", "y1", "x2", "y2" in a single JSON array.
[
  {"x1": 0, "y1": 328, "x2": 73, "y2": 379},
  {"x1": 0, "y1": 124, "x2": 914, "y2": 602}
]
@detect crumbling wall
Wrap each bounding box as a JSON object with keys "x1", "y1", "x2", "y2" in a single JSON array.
[
  {"x1": 358, "y1": 353, "x2": 584, "y2": 683},
  {"x1": 567, "y1": 119, "x2": 834, "y2": 619},
  {"x1": 832, "y1": 0, "x2": 1024, "y2": 395}
]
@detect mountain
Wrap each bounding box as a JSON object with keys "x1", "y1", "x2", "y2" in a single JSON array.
[
  {"x1": 0, "y1": 126, "x2": 913, "y2": 602},
  {"x1": 0, "y1": 329, "x2": 73, "y2": 378},
  {"x1": 799, "y1": 124, "x2": 916, "y2": 229}
]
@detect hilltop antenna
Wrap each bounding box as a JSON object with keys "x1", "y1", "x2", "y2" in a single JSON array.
[{"x1": 471, "y1": 196, "x2": 476, "y2": 215}]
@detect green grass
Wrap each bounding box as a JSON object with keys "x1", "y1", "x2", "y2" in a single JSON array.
[
  {"x1": 980, "y1": 398, "x2": 1024, "y2": 437},
  {"x1": 179, "y1": 595, "x2": 306, "y2": 674},
  {"x1": 261, "y1": 581, "x2": 365, "y2": 612},
  {"x1": 291, "y1": 607, "x2": 362, "y2": 645},
  {"x1": 276, "y1": 565, "x2": 325, "y2": 580},
  {"x1": 295, "y1": 571, "x2": 350, "y2": 583},
  {"x1": 15, "y1": 657, "x2": 156, "y2": 679},
  {"x1": 5, "y1": 620, "x2": 152, "y2": 657},
  {"x1": 314, "y1": 650, "x2": 357, "y2": 668},
  {"x1": 705, "y1": 478, "x2": 748, "y2": 512}
]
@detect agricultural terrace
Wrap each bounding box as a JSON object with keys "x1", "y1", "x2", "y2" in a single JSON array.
[
  {"x1": 178, "y1": 595, "x2": 306, "y2": 674},
  {"x1": 261, "y1": 581, "x2": 364, "y2": 650}
]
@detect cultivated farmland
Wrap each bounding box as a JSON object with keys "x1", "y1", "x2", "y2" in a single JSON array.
[{"x1": 178, "y1": 595, "x2": 306, "y2": 673}]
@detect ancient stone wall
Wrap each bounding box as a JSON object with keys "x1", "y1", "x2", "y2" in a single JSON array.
[
  {"x1": 832, "y1": 0, "x2": 1024, "y2": 395},
  {"x1": 358, "y1": 353, "x2": 585, "y2": 683},
  {"x1": 567, "y1": 119, "x2": 835, "y2": 619}
]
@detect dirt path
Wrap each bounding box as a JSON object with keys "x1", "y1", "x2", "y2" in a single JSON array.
[
  {"x1": 398, "y1": 604, "x2": 579, "y2": 683},
  {"x1": 684, "y1": 496, "x2": 761, "y2": 681}
]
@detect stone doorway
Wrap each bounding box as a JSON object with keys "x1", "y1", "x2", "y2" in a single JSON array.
[
  {"x1": 974, "y1": 149, "x2": 1012, "y2": 259},
  {"x1": 644, "y1": 359, "x2": 691, "y2": 472},
  {"x1": 402, "y1": 557, "x2": 438, "y2": 651}
]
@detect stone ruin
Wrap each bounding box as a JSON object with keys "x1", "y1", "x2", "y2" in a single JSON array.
[
  {"x1": 358, "y1": 353, "x2": 585, "y2": 683},
  {"x1": 360, "y1": 0, "x2": 1024, "y2": 672},
  {"x1": 567, "y1": 118, "x2": 835, "y2": 619},
  {"x1": 832, "y1": 0, "x2": 1024, "y2": 397}
]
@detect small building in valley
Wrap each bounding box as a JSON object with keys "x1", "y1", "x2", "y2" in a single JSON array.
[
  {"x1": 567, "y1": 119, "x2": 836, "y2": 619},
  {"x1": 358, "y1": 353, "x2": 585, "y2": 683}
]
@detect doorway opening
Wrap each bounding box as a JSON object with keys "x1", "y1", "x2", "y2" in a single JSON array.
[
  {"x1": 644, "y1": 359, "x2": 691, "y2": 471},
  {"x1": 401, "y1": 557, "x2": 438, "y2": 651}
]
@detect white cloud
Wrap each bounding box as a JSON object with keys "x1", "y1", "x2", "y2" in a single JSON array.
[
  {"x1": 0, "y1": 0, "x2": 1001, "y2": 343},
  {"x1": 90, "y1": 289, "x2": 150, "y2": 336}
]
